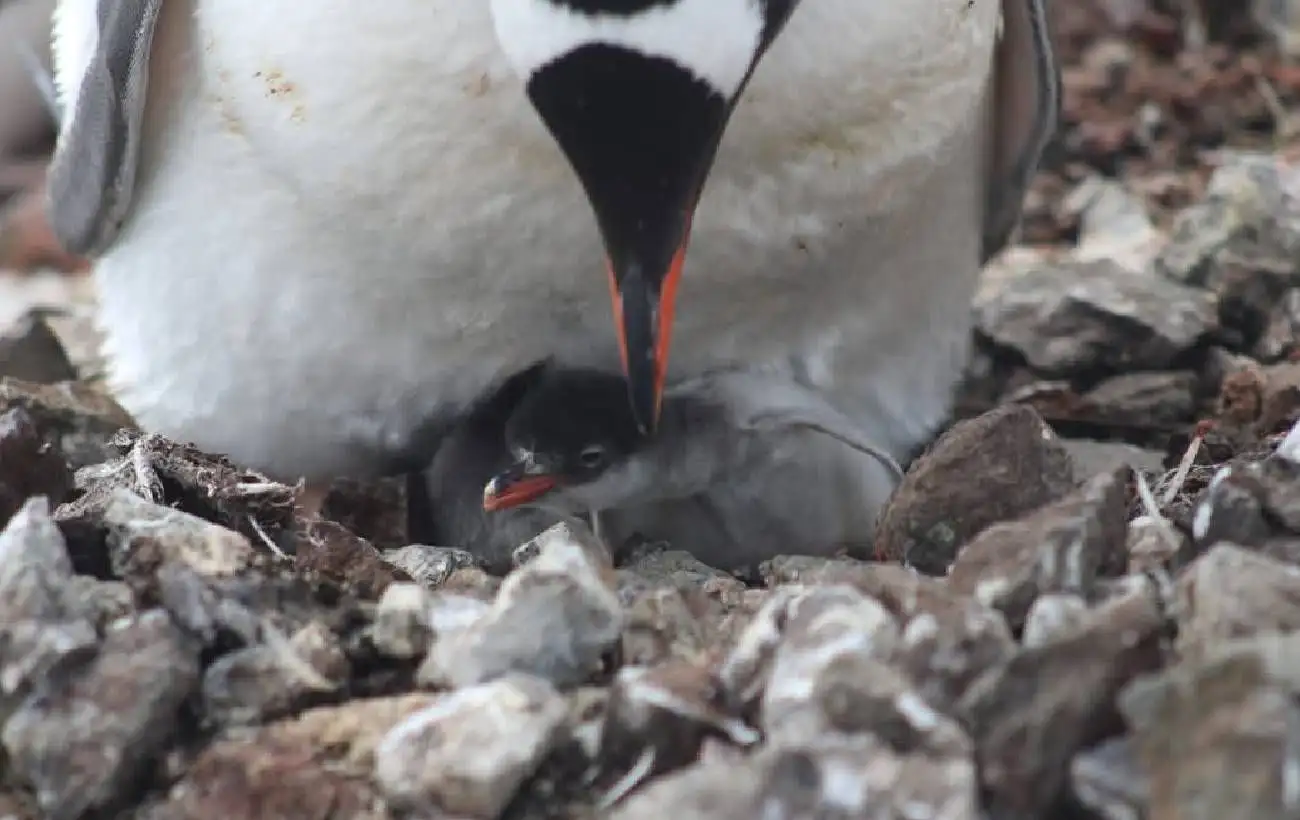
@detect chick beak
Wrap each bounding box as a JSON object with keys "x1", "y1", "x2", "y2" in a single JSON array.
[{"x1": 482, "y1": 462, "x2": 559, "y2": 512}]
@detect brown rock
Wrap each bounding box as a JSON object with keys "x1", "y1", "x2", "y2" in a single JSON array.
[
  {"x1": 320, "y1": 475, "x2": 410, "y2": 550},
  {"x1": 947, "y1": 468, "x2": 1131, "y2": 630},
  {"x1": 0, "y1": 311, "x2": 76, "y2": 383},
  {"x1": 0, "y1": 406, "x2": 72, "y2": 527},
  {"x1": 876, "y1": 405, "x2": 1078, "y2": 573},
  {"x1": 957, "y1": 581, "x2": 1166, "y2": 816},
  {"x1": 1175, "y1": 544, "x2": 1300, "y2": 660},
  {"x1": 157, "y1": 694, "x2": 438, "y2": 819},
  {"x1": 374, "y1": 674, "x2": 569, "y2": 817},
  {"x1": 3, "y1": 610, "x2": 201, "y2": 819},
  {"x1": 296, "y1": 519, "x2": 409, "y2": 599}
]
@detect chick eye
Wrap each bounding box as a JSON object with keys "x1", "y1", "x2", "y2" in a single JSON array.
[{"x1": 578, "y1": 445, "x2": 607, "y2": 468}]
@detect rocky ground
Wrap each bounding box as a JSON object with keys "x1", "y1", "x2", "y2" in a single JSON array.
[{"x1": 4, "y1": 2, "x2": 1300, "y2": 819}]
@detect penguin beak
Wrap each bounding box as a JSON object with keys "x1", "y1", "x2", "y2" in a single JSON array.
[
  {"x1": 606, "y1": 224, "x2": 691, "y2": 436},
  {"x1": 483, "y1": 461, "x2": 558, "y2": 512}
]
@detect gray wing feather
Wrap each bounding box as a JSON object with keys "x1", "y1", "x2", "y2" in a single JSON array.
[
  {"x1": 46, "y1": 0, "x2": 163, "y2": 256},
  {"x1": 982, "y1": 0, "x2": 1060, "y2": 262}
]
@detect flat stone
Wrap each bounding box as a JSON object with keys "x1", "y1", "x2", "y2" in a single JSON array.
[
  {"x1": 374, "y1": 674, "x2": 569, "y2": 818},
  {"x1": 876, "y1": 405, "x2": 1077, "y2": 574},
  {"x1": 381, "y1": 544, "x2": 477, "y2": 588},
  {"x1": 3, "y1": 610, "x2": 201, "y2": 820},
  {"x1": 947, "y1": 468, "x2": 1131, "y2": 631},
  {"x1": 974, "y1": 258, "x2": 1218, "y2": 377}
]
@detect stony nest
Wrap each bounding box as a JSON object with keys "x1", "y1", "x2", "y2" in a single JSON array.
[{"x1": 2, "y1": 2, "x2": 1300, "y2": 818}]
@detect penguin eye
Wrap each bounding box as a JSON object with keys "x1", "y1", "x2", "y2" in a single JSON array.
[{"x1": 578, "y1": 444, "x2": 607, "y2": 469}]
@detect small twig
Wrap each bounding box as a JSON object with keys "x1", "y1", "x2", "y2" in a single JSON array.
[
  {"x1": 247, "y1": 515, "x2": 289, "y2": 561},
  {"x1": 1161, "y1": 433, "x2": 1202, "y2": 506}
]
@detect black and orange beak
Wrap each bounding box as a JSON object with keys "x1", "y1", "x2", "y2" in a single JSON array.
[
  {"x1": 606, "y1": 223, "x2": 690, "y2": 436},
  {"x1": 482, "y1": 462, "x2": 559, "y2": 512}
]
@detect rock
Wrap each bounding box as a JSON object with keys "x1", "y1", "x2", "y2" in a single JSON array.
[
  {"x1": 617, "y1": 544, "x2": 740, "y2": 593},
  {"x1": 374, "y1": 674, "x2": 569, "y2": 818},
  {"x1": 1062, "y1": 438, "x2": 1165, "y2": 479},
  {"x1": 1254, "y1": 287, "x2": 1300, "y2": 361},
  {"x1": 1120, "y1": 635, "x2": 1300, "y2": 820},
  {"x1": 1127, "y1": 515, "x2": 1187, "y2": 574},
  {"x1": 876, "y1": 405, "x2": 1077, "y2": 573},
  {"x1": 1175, "y1": 544, "x2": 1300, "y2": 660},
  {"x1": 95, "y1": 488, "x2": 261, "y2": 598},
  {"x1": 757, "y1": 560, "x2": 1017, "y2": 713},
  {"x1": 957, "y1": 582, "x2": 1166, "y2": 816},
  {"x1": 947, "y1": 468, "x2": 1131, "y2": 631},
  {"x1": 1068, "y1": 176, "x2": 1165, "y2": 273},
  {"x1": 0, "y1": 377, "x2": 133, "y2": 468},
  {"x1": 68, "y1": 575, "x2": 136, "y2": 630},
  {"x1": 756, "y1": 587, "x2": 901, "y2": 743},
  {"x1": 320, "y1": 475, "x2": 410, "y2": 550},
  {"x1": 608, "y1": 734, "x2": 979, "y2": 820},
  {"x1": 974, "y1": 258, "x2": 1218, "y2": 376},
  {"x1": 370, "y1": 582, "x2": 490, "y2": 661},
  {"x1": 201, "y1": 621, "x2": 349, "y2": 728},
  {"x1": 620, "y1": 585, "x2": 709, "y2": 667},
  {"x1": 419, "y1": 522, "x2": 623, "y2": 689},
  {"x1": 296, "y1": 519, "x2": 410, "y2": 599},
  {"x1": 155, "y1": 694, "x2": 438, "y2": 819},
  {"x1": 381, "y1": 544, "x2": 477, "y2": 587},
  {"x1": 0, "y1": 498, "x2": 97, "y2": 701},
  {"x1": 598, "y1": 661, "x2": 757, "y2": 800},
  {"x1": 0, "y1": 406, "x2": 72, "y2": 527},
  {"x1": 1022, "y1": 593, "x2": 1091, "y2": 648},
  {"x1": 58, "y1": 431, "x2": 298, "y2": 549},
  {"x1": 0, "y1": 311, "x2": 76, "y2": 383},
  {"x1": 1070, "y1": 737, "x2": 1148, "y2": 820},
  {"x1": 1079, "y1": 370, "x2": 1198, "y2": 429},
  {"x1": 1157, "y1": 154, "x2": 1300, "y2": 348},
  {"x1": 2, "y1": 610, "x2": 201, "y2": 819}
]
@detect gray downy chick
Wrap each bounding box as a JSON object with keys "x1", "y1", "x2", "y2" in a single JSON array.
[{"x1": 482, "y1": 366, "x2": 905, "y2": 570}]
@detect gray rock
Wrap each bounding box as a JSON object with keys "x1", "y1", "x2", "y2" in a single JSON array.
[
  {"x1": 609, "y1": 734, "x2": 979, "y2": 820},
  {"x1": 370, "y1": 582, "x2": 491, "y2": 661},
  {"x1": 1070, "y1": 737, "x2": 1147, "y2": 820},
  {"x1": 1062, "y1": 438, "x2": 1165, "y2": 479},
  {"x1": 947, "y1": 468, "x2": 1131, "y2": 631},
  {"x1": 1120, "y1": 634, "x2": 1300, "y2": 820},
  {"x1": 620, "y1": 585, "x2": 709, "y2": 667},
  {"x1": 1157, "y1": 154, "x2": 1300, "y2": 345},
  {"x1": 0, "y1": 311, "x2": 77, "y2": 384},
  {"x1": 2, "y1": 610, "x2": 201, "y2": 820},
  {"x1": 201, "y1": 621, "x2": 348, "y2": 728},
  {"x1": 374, "y1": 673, "x2": 569, "y2": 818},
  {"x1": 1080, "y1": 370, "x2": 1198, "y2": 429},
  {"x1": 974, "y1": 258, "x2": 1218, "y2": 376},
  {"x1": 0, "y1": 406, "x2": 72, "y2": 528},
  {"x1": 876, "y1": 405, "x2": 1077, "y2": 574},
  {"x1": 598, "y1": 661, "x2": 757, "y2": 801},
  {"x1": 419, "y1": 521, "x2": 623, "y2": 689},
  {"x1": 1022, "y1": 593, "x2": 1091, "y2": 648},
  {"x1": 0, "y1": 497, "x2": 97, "y2": 702},
  {"x1": 381, "y1": 544, "x2": 477, "y2": 587},
  {"x1": 1175, "y1": 544, "x2": 1300, "y2": 661},
  {"x1": 1255, "y1": 287, "x2": 1300, "y2": 361},
  {"x1": 958, "y1": 582, "x2": 1166, "y2": 817},
  {"x1": 0, "y1": 377, "x2": 133, "y2": 469}
]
